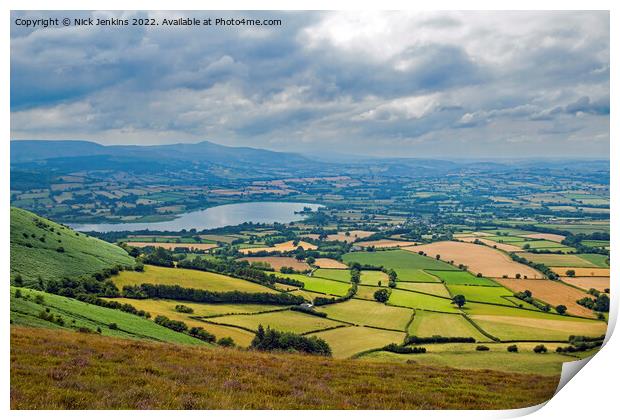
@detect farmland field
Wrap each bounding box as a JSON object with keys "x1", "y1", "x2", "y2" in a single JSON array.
[
  {"x1": 388, "y1": 289, "x2": 460, "y2": 313},
  {"x1": 519, "y1": 253, "x2": 598, "y2": 267},
  {"x1": 208, "y1": 309, "x2": 345, "y2": 334},
  {"x1": 469, "y1": 314, "x2": 607, "y2": 341},
  {"x1": 494, "y1": 278, "x2": 597, "y2": 318},
  {"x1": 560, "y1": 276, "x2": 610, "y2": 292},
  {"x1": 355, "y1": 239, "x2": 418, "y2": 248},
  {"x1": 320, "y1": 299, "x2": 413, "y2": 330},
  {"x1": 312, "y1": 326, "x2": 406, "y2": 358},
  {"x1": 275, "y1": 273, "x2": 351, "y2": 296},
  {"x1": 314, "y1": 268, "x2": 351, "y2": 282},
  {"x1": 113, "y1": 265, "x2": 276, "y2": 293},
  {"x1": 362, "y1": 344, "x2": 572, "y2": 376},
  {"x1": 238, "y1": 240, "x2": 317, "y2": 254},
  {"x1": 313, "y1": 258, "x2": 348, "y2": 269},
  {"x1": 550, "y1": 267, "x2": 610, "y2": 277},
  {"x1": 396, "y1": 282, "x2": 450, "y2": 297},
  {"x1": 239, "y1": 256, "x2": 310, "y2": 271},
  {"x1": 408, "y1": 311, "x2": 489, "y2": 341},
  {"x1": 359, "y1": 270, "x2": 388, "y2": 286},
  {"x1": 446, "y1": 285, "x2": 516, "y2": 306},
  {"x1": 126, "y1": 242, "x2": 218, "y2": 251},
  {"x1": 343, "y1": 250, "x2": 455, "y2": 282},
  {"x1": 427, "y1": 270, "x2": 499, "y2": 286},
  {"x1": 405, "y1": 241, "x2": 542, "y2": 278}
]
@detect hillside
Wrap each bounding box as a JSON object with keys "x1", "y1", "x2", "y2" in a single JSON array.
[
  {"x1": 10, "y1": 326, "x2": 559, "y2": 409},
  {"x1": 10, "y1": 287, "x2": 204, "y2": 345},
  {"x1": 10, "y1": 207, "x2": 134, "y2": 285}
]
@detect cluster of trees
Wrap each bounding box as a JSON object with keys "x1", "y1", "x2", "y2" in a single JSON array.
[
  {"x1": 122, "y1": 283, "x2": 305, "y2": 305},
  {"x1": 142, "y1": 247, "x2": 175, "y2": 267},
  {"x1": 174, "y1": 304, "x2": 194, "y2": 314},
  {"x1": 382, "y1": 343, "x2": 426, "y2": 354},
  {"x1": 154, "y1": 315, "x2": 188, "y2": 332},
  {"x1": 576, "y1": 290, "x2": 609, "y2": 312},
  {"x1": 373, "y1": 288, "x2": 390, "y2": 303},
  {"x1": 405, "y1": 336, "x2": 476, "y2": 345},
  {"x1": 250, "y1": 325, "x2": 332, "y2": 356},
  {"x1": 513, "y1": 290, "x2": 552, "y2": 312},
  {"x1": 556, "y1": 335, "x2": 604, "y2": 353},
  {"x1": 509, "y1": 253, "x2": 558, "y2": 280}
]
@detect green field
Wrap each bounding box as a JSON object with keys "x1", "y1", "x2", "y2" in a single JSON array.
[
  {"x1": 113, "y1": 265, "x2": 276, "y2": 293},
  {"x1": 10, "y1": 207, "x2": 135, "y2": 284},
  {"x1": 396, "y1": 282, "x2": 450, "y2": 297},
  {"x1": 313, "y1": 326, "x2": 406, "y2": 358},
  {"x1": 408, "y1": 311, "x2": 489, "y2": 341},
  {"x1": 10, "y1": 287, "x2": 204, "y2": 345},
  {"x1": 426, "y1": 270, "x2": 499, "y2": 286},
  {"x1": 388, "y1": 289, "x2": 460, "y2": 313},
  {"x1": 578, "y1": 253, "x2": 610, "y2": 267},
  {"x1": 320, "y1": 299, "x2": 413, "y2": 331},
  {"x1": 447, "y1": 285, "x2": 516, "y2": 306},
  {"x1": 314, "y1": 268, "x2": 351, "y2": 282},
  {"x1": 519, "y1": 253, "x2": 603, "y2": 267},
  {"x1": 362, "y1": 344, "x2": 573, "y2": 376},
  {"x1": 359, "y1": 270, "x2": 389, "y2": 286},
  {"x1": 581, "y1": 240, "x2": 610, "y2": 249},
  {"x1": 343, "y1": 250, "x2": 456, "y2": 282},
  {"x1": 275, "y1": 273, "x2": 351, "y2": 296},
  {"x1": 208, "y1": 309, "x2": 345, "y2": 334}
]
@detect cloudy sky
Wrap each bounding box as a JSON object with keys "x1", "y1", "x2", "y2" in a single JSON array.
[{"x1": 10, "y1": 11, "x2": 609, "y2": 158}]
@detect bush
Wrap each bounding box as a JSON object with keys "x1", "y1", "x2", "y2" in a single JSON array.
[
  {"x1": 290, "y1": 305, "x2": 327, "y2": 317},
  {"x1": 507, "y1": 344, "x2": 518, "y2": 353},
  {"x1": 154, "y1": 315, "x2": 188, "y2": 332},
  {"x1": 174, "y1": 304, "x2": 194, "y2": 314},
  {"x1": 382, "y1": 343, "x2": 426, "y2": 354},
  {"x1": 109, "y1": 323, "x2": 118, "y2": 330},
  {"x1": 188, "y1": 327, "x2": 216, "y2": 342},
  {"x1": 373, "y1": 288, "x2": 390, "y2": 303},
  {"x1": 476, "y1": 345, "x2": 490, "y2": 351},
  {"x1": 217, "y1": 337, "x2": 235, "y2": 347},
  {"x1": 533, "y1": 344, "x2": 547, "y2": 353}
]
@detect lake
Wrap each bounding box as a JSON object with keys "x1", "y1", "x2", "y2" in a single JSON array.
[{"x1": 70, "y1": 201, "x2": 322, "y2": 232}]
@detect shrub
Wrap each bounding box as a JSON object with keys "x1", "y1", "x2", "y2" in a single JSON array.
[
  {"x1": 507, "y1": 345, "x2": 518, "y2": 353},
  {"x1": 374, "y1": 288, "x2": 390, "y2": 303},
  {"x1": 476, "y1": 345, "x2": 490, "y2": 351},
  {"x1": 217, "y1": 337, "x2": 235, "y2": 347},
  {"x1": 188, "y1": 327, "x2": 216, "y2": 343},
  {"x1": 174, "y1": 304, "x2": 194, "y2": 314},
  {"x1": 383, "y1": 343, "x2": 426, "y2": 354},
  {"x1": 109, "y1": 323, "x2": 118, "y2": 330},
  {"x1": 533, "y1": 344, "x2": 547, "y2": 353}
]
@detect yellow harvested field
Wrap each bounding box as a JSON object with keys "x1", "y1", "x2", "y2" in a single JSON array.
[
  {"x1": 113, "y1": 265, "x2": 275, "y2": 293},
  {"x1": 126, "y1": 242, "x2": 218, "y2": 251},
  {"x1": 561, "y1": 277, "x2": 610, "y2": 292},
  {"x1": 239, "y1": 256, "x2": 310, "y2": 271},
  {"x1": 313, "y1": 258, "x2": 348, "y2": 269},
  {"x1": 523, "y1": 233, "x2": 566, "y2": 242},
  {"x1": 495, "y1": 278, "x2": 596, "y2": 318},
  {"x1": 303, "y1": 230, "x2": 375, "y2": 243},
  {"x1": 238, "y1": 240, "x2": 317, "y2": 254},
  {"x1": 355, "y1": 239, "x2": 418, "y2": 248},
  {"x1": 550, "y1": 267, "x2": 610, "y2": 277},
  {"x1": 459, "y1": 237, "x2": 522, "y2": 252},
  {"x1": 405, "y1": 241, "x2": 542, "y2": 279}
]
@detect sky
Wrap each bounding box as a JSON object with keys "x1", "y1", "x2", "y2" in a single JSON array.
[{"x1": 10, "y1": 11, "x2": 610, "y2": 158}]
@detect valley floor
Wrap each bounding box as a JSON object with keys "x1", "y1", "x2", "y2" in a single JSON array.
[{"x1": 10, "y1": 326, "x2": 559, "y2": 410}]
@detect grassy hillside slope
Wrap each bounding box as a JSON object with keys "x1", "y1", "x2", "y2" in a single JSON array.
[
  {"x1": 10, "y1": 207, "x2": 134, "y2": 284},
  {"x1": 11, "y1": 326, "x2": 559, "y2": 409},
  {"x1": 10, "y1": 287, "x2": 205, "y2": 345}
]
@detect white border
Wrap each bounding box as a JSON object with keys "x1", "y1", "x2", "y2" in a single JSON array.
[{"x1": 2, "y1": 1, "x2": 616, "y2": 418}]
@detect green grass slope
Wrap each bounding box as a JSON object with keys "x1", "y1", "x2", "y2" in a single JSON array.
[
  {"x1": 10, "y1": 207, "x2": 134, "y2": 285},
  {"x1": 10, "y1": 287, "x2": 205, "y2": 345}
]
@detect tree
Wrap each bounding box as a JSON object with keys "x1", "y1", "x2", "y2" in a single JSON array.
[
  {"x1": 14, "y1": 274, "x2": 23, "y2": 286},
  {"x1": 565, "y1": 269, "x2": 576, "y2": 277},
  {"x1": 555, "y1": 305, "x2": 567, "y2": 315},
  {"x1": 217, "y1": 337, "x2": 235, "y2": 347},
  {"x1": 515, "y1": 273, "x2": 521, "y2": 279},
  {"x1": 533, "y1": 344, "x2": 547, "y2": 354},
  {"x1": 435, "y1": 254, "x2": 441, "y2": 260},
  {"x1": 452, "y1": 294, "x2": 466, "y2": 308},
  {"x1": 374, "y1": 288, "x2": 390, "y2": 303},
  {"x1": 306, "y1": 256, "x2": 316, "y2": 265},
  {"x1": 507, "y1": 345, "x2": 518, "y2": 353}
]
